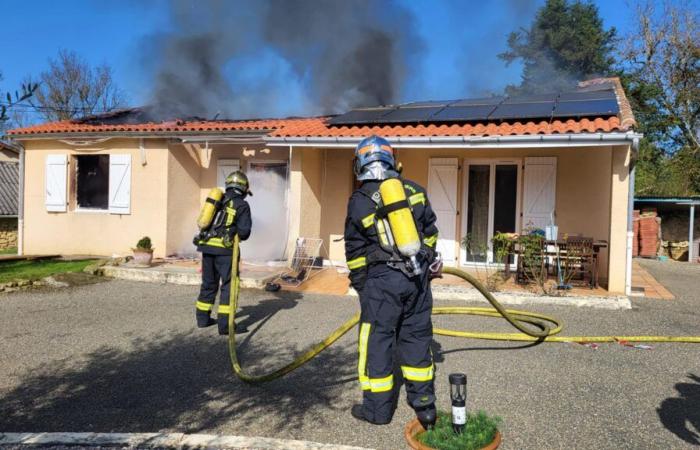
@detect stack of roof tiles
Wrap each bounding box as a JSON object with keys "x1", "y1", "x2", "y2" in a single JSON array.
[{"x1": 638, "y1": 210, "x2": 660, "y2": 258}]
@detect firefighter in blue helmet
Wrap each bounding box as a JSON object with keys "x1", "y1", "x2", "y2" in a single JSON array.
[
  {"x1": 344, "y1": 135, "x2": 441, "y2": 427},
  {"x1": 194, "y1": 171, "x2": 252, "y2": 335}
]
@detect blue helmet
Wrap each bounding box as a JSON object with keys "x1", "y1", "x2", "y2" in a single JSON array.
[{"x1": 353, "y1": 135, "x2": 396, "y2": 178}]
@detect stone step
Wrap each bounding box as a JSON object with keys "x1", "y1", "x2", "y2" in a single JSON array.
[{"x1": 101, "y1": 265, "x2": 278, "y2": 289}]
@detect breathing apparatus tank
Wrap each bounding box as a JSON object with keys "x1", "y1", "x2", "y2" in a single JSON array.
[
  {"x1": 197, "y1": 188, "x2": 224, "y2": 230},
  {"x1": 378, "y1": 178, "x2": 422, "y2": 275}
]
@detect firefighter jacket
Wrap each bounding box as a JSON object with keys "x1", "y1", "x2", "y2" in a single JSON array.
[
  {"x1": 197, "y1": 190, "x2": 252, "y2": 256},
  {"x1": 344, "y1": 178, "x2": 439, "y2": 291}
]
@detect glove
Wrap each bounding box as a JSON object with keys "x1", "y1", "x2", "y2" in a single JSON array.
[
  {"x1": 223, "y1": 234, "x2": 233, "y2": 248},
  {"x1": 428, "y1": 253, "x2": 443, "y2": 280},
  {"x1": 193, "y1": 233, "x2": 203, "y2": 246},
  {"x1": 349, "y1": 270, "x2": 367, "y2": 293}
]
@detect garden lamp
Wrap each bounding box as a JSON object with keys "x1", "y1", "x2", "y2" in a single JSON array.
[{"x1": 449, "y1": 373, "x2": 467, "y2": 434}]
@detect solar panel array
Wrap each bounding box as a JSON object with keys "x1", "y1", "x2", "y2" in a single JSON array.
[{"x1": 327, "y1": 88, "x2": 619, "y2": 126}]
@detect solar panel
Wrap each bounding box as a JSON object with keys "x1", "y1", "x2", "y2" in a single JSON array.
[
  {"x1": 502, "y1": 93, "x2": 558, "y2": 104},
  {"x1": 489, "y1": 102, "x2": 556, "y2": 120},
  {"x1": 401, "y1": 100, "x2": 452, "y2": 107},
  {"x1": 558, "y1": 90, "x2": 616, "y2": 102},
  {"x1": 552, "y1": 98, "x2": 619, "y2": 118},
  {"x1": 450, "y1": 96, "x2": 504, "y2": 107},
  {"x1": 327, "y1": 108, "x2": 393, "y2": 125},
  {"x1": 431, "y1": 104, "x2": 498, "y2": 122},
  {"x1": 379, "y1": 106, "x2": 445, "y2": 123}
]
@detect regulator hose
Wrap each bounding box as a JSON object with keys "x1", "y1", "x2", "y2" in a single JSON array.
[{"x1": 227, "y1": 237, "x2": 700, "y2": 384}]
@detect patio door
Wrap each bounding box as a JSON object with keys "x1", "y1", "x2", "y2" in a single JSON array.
[{"x1": 462, "y1": 159, "x2": 521, "y2": 264}]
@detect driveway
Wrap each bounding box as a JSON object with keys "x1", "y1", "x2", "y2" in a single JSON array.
[{"x1": 0, "y1": 260, "x2": 698, "y2": 449}]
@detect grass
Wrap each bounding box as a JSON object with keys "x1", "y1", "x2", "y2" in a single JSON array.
[
  {"x1": 0, "y1": 258, "x2": 97, "y2": 284},
  {"x1": 0, "y1": 247, "x2": 17, "y2": 255},
  {"x1": 417, "y1": 411, "x2": 501, "y2": 450}
]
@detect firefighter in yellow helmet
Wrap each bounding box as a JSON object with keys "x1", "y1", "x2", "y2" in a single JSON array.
[
  {"x1": 344, "y1": 135, "x2": 441, "y2": 427},
  {"x1": 194, "y1": 171, "x2": 252, "y2": 335}
]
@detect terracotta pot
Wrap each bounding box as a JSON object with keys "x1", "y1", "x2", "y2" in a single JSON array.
[
  {"x1": 404, "y1": 418, "x2": 501, "y2": 450},
  {"x1": 132, "y1": 248, "x2": 154, "y2": 267}
]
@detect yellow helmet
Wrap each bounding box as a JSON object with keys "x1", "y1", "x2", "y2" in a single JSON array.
[{"x1": 225, "y1": 170, "x2": 252, "y2": 196}]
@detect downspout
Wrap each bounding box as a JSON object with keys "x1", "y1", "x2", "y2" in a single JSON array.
[
  {"x1": 18, "y1": 143, "x2": 25, "y2": 256},
  {"x1": 625, "y1": 137, "x2": 639, "y2": 296}
]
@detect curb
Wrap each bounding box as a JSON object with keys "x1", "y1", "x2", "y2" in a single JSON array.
[
  {"x1": 0, "y1": 432, "x2": 373, "y2": 450},
  {"x1": 347, "y1": 287, "x2": 631, "y2": 310}
]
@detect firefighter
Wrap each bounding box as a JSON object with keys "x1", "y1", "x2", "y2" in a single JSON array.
[
  {"x1": 194, "y1": 170, "x2": 252, "y2": 335},
  {"x1": 344, "y1": 135, "x2": 441, "y2": 427}
]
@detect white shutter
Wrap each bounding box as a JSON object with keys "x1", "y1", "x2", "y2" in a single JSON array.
[
  {"x1": 522, "y1": 157, "x2": 557, "y2": 230},
  {"x1": 217, "y1": 159, "x2": 240, "y2": 189},
  {"x1": 45, "y1": 154, "x2": 68, "y2": 212},
  {"x1": 109, "y1": 154, "x2": 131, "y2": 214},
  {"x1": 428, "y1": 158, "x2": 459, "y2": 264}
]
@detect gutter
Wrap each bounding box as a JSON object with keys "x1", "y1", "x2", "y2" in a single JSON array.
[
  {"x1": 18, "y1": 142, "x2": 25, "y2": 256},
  {"x1": 625, "y1": 137, "x2": 640, "y2": 296},
  {"x1": 8, "y1": 130, "x2": 274, "y2": 141},
  {"x1": 264, "y1": 131, "x2": 644, "y2": 148}
]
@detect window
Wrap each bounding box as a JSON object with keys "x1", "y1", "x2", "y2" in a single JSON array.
[{"x1": 75, "y1": 155, "x2": 109, "y2": 209}]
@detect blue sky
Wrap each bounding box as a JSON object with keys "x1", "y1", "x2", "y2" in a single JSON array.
[{"x1": 0, "y1": 0, "x2": 655, "y2": 120}]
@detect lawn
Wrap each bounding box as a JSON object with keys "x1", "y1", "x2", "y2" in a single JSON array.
[
  {"x1": 0, "y1": 258, "x2": 97, "y2": 283},
  {"x1": 0, "y1": 247, "x2": 17, "y2": 255}
]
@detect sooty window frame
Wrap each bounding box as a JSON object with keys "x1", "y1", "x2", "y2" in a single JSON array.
[{"x1": 75, "y1": 155, "x2": 110, "y2": 210}]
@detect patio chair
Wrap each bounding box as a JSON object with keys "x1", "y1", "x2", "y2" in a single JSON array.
[{"x1": 559, "y1": 237, "x2": 597, "y2": 288}]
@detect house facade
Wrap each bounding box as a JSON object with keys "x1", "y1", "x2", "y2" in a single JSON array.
[{"x1": 8, "y1": 78, "x2": 639, "y2": 293}]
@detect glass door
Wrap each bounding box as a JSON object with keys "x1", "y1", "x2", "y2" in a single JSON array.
[{"x1": 462, "y1": 159, "x2": 521, "y2": 265}]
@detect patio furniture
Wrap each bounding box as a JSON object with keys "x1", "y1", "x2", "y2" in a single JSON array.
[{"x1": 557, "y1": 237, "x2": 597, "y2": 288}]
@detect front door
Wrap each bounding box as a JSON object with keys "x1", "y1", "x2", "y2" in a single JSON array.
[
  {"x1": 240, "y1": 160, "x2": 289, "y2": 262},
  {"x1": 462, "y1": 159, "x2": 521, "y2": 264}
]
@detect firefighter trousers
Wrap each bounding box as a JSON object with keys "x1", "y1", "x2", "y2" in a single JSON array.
[
  {"x1": 357, "y1": 266, "x2": 435, "y2": 423},
  {"x1": 196, "y1": 253, "x2": 232, "y2": 334}
]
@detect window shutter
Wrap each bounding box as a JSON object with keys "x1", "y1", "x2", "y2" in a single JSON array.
[
  {"x1": 45, "y1": 154, "x2": 68, "y2": 212},
  {"x1": 522, "y1": 157, "x2": 557, "y2": 230},
  {"x1": 109, "y1": 154, "x2": 132, "y2": 214}
]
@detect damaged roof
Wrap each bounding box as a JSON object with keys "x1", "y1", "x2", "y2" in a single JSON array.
[{"x1": 7, "y1": 78, "x2": 636, "y2": 139}]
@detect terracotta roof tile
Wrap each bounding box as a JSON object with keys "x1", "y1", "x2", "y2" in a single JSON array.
[{"x1": 8, "y1": 78, "x2": 635, "y2": 139}]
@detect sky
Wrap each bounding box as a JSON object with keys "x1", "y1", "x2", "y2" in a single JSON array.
[{"x1": 0, "y1": 0, "x2": 657, "y2": 122}]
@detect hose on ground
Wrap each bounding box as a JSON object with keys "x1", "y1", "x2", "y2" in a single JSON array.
[{"x1": 227, "y1": 237, "x2": 700, "y2": 384}]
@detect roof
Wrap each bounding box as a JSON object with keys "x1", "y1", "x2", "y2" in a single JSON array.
[
  {"x1": 635, "y1": 196, "x2": 700, "y2": 205},
  {"x1": 0, "y1": 162, "x2": 18, "y2": 216},
  {"x1": 0, "y1": 139, "x2": 21, "y2": 153},
  {"x1": 8, "y1": 77, "x2": 636, "y2": 140}
]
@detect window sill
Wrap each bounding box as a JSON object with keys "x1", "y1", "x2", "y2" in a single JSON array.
[{"x1": 74, "y1": 208, "x2": 110, "y2": 214}]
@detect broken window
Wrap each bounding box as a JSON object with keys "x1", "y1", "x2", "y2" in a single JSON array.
[{"x1": 75, "y1": 155, "x2": 109, "y2": 209}]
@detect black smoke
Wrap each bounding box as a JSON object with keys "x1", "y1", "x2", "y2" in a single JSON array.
[{"x1": 144, "y1": 0, "x2": 422, "y2": 120}]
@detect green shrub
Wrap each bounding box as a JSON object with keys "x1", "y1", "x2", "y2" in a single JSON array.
[
  {"x1": 135, "y1": 236, "x2": 153, "y2": 250},
  {"x1": 417, "y1": 410, "x2": 501, "y2": 450}
]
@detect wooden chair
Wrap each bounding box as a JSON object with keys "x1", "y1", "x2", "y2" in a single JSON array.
[{"x1": 559, "y1": 237, "x2": 597, "y2": 288}]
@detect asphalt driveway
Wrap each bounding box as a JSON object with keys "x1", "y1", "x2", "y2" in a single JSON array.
[{"x1": 0, "y1": 259, "x2": 698, "y2": 449}]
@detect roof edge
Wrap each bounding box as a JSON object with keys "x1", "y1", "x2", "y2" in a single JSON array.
[{"x1": 579, "y1": 77, "x2": 636, "y2": 130}]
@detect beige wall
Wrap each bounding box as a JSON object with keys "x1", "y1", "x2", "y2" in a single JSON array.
[
  {"x1": 297, "y1": 144, "x2": 630, "y2": 292},
  {"x1": 21, "y1": 138, "x2": 170, "y2": 257},
  {"x1": 166, "y1": 145, "x2": 201, "y2": 256}
]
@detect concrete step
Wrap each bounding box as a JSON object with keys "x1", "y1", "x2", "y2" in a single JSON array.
[{"x1": 101, "y1": 265, "x2": 278, "y2": 289}]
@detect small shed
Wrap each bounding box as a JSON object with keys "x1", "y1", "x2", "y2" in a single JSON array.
[{"x1": 634, "y1": 196, "x2": 700, "y2": 263}]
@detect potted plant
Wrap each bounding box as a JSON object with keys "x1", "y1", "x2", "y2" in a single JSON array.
[
  {"x1": 405, "y1": 410, "x2": 501, "y2": 450},
  {"x1": 132, "y1": 236, "x2": 154, "y2": 267}
]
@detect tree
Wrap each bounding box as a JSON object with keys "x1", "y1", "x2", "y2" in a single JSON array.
[
  {"x1": 0, "y1": 70, "x2": 37, "y2": 127},
  {"x1": 29, "y1": 50, "x2": 125, "y2": 122},
  {"x1": 621, "y1": 2, "x2": 700, "y2": 195},
  {"x1": 499, "y1": 0, "x2": 616, "y2": 95}
]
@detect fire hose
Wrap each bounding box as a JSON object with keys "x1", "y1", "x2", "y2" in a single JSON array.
[{"x1": 226, "y1": 237, "x2": 700, "y2": 384}]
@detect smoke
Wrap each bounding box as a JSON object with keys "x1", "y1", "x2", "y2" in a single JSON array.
[{"x1": 144, "y1": 0, "x2": 422, "y2": 120}]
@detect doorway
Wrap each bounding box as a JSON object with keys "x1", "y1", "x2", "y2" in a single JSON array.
[
  {"x1": 461, "y1": 159, "x2": 521, "y2": 264},
  {"x1": 240, "y1": 160, "x2": 289, "y2": 262}
]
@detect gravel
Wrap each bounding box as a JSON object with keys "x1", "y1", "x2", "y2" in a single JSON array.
[{"x1": 0, "y1": 260, "x2": 698, "y2": 450}]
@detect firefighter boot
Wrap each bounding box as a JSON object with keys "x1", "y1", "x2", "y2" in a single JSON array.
[
  {"x1": 350, "y1": 404, "x2": 391, "y2": 425},
  {"x1": 416, "y1": 404, "x2": 437, "y2": 430}
]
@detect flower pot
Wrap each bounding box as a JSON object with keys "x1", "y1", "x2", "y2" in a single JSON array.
[
  {"x1": 404, "y1": 418, "x2": 501, "y2": 450},
  {"x1": 132, "y1": 248, "x2": 154, "y2": 267}
]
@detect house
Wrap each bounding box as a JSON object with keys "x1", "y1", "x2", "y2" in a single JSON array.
[
  {"x1": 0, "y1": 140, "x2": 20, "y2": 250},
  {"x1": 7, "y1": 77, "x2": 640, "y2": 293}
]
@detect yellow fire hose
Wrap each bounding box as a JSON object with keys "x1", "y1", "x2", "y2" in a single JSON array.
[{"x1": 226, "y1": 237, "x2": 700, "y2": 383}]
